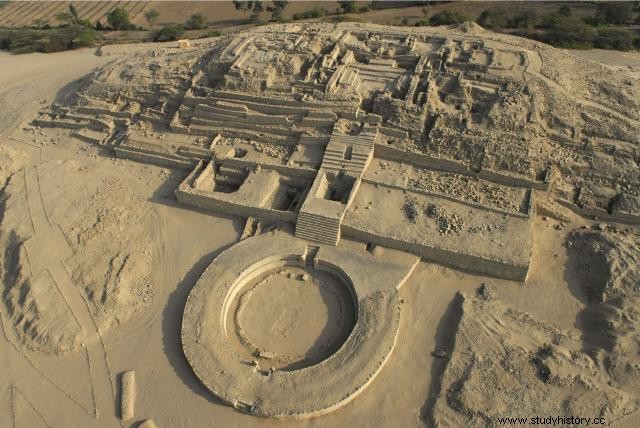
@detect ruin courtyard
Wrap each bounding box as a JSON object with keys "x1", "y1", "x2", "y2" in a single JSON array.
[{"x1": 0, "y1": 21, "x2": 639, "y2": 427}]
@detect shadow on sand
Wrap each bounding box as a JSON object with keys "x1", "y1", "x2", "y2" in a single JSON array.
[
  {"x1": 160, "y1": 243, "x2": 236, "y2": 405},
  {"x1": 420, "y1": 292, "x2": 464, "y2": 427}
]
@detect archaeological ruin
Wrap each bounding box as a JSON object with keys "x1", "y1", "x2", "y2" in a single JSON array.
[{"x1": 26, "y1": 21, "x2": 640, "y2": 418}]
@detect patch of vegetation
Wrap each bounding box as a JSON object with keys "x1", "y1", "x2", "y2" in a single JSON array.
[
  {"x1": 0, "y1": 4, "x2": 103, "y2": 54},
  {"x1": 293, "y1": 8, "x2": 326, "y2": 21},
  {"x1": 199, "y1": 30, "x2": 222, "y2": 39},
  {"x1": 326, "y1": 15, "x2": 361, "y2": 23},
  {"x1": 267, "y1": 0, "x2": 289, "y2": 21},
  {"x1": 337, "y1": 1, "x2": 357, "y2": 14},
  {"x1": 523, "y1": 11, "x2": 638, "y2": 51},
  {"x1": 106, "y1": 7, "x2": 137, "y2": 30},
  {"x1": 144, "y1": 9, "x2": 160, "y2": 27},
  {"x1": 558, "y1": 5, "x2": 572, "y2": 17},
  {"x1": 0, "y1": 26, "x2": 97, "y2": 54},
  {"x1": 334, "y1": 1, "x2": 399, "y2": 16},
  {"x1": 472, "y1": 4, "x2": 640, "y2": 52},
  {"x1": 428, "y1": 10, "x2": 470, "y2": 26},
  {"x1": 403, "y1": 197, "x2": 420, "y2": 223},
  {"x1": 477, "y1": 8, "x2": 509, "y2": 30},
  {"x1": 73, "y1": 27, "x2": 97, "y2": 47},
  {"x1": 185, "y1": 13, "x2": 207, "y2": 30},
  {"x1": 593, "y1": 28, "x2": 636, "y2": 51},
  {"x1": 509, "y1": 10, "x2": 538, "y2": 29},
  {"x1": 54, "y1": 4, "x2": 93, "y2": 29},
  {"x1": 232, "y1": 1, "x2": 265, "y2": 22},
  {"x1": 536, "y1": 15, "x2": 597, "y2": 49},
  {"x1": 31, "y1": 18, "x2": 51, "y2": 30},
  {"x1": 152, "y1": 24, "x2": 185, "y2": 42},
  {"x1": 595, "y1": 2, "x2": 635, "y2": 25},
  {"x1": 370, "y1": 0, "x2": 429, "y2": 10}
]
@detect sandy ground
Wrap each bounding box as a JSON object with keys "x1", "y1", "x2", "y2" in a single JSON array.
[
  {"x1": 568, "y1": 48, "x2": 640, "y2": 80},
  {"x1": 0, "y1": 38, "x2": 639, "y2": 428},
  {"x1": 0, "y1": 49, "x2": 112, "y2": 135}
]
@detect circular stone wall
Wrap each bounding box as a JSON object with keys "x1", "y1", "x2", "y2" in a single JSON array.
[
  {"x1": 182, "y1": 232, "x2": 401, "y2": 418},
  {"x1": 227, "y1": 263, "x2": 356, "y2": 370}
]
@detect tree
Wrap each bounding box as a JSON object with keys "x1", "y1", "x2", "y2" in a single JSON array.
[
  {"x1": 510, "y1": 10, "x2": 538, "y2": 29},
  {"x1": 232, "y1": 0, "x2": 250, "y2": 18},
  {"x1": 107, "y1": 7, "x2": 134, "y2": 30},
  {"x1": 73, "y1": 26, "x2": 97, "y2": 47},
  {"x1": 59, "y1": 4, "x2": 92, "y2": 28},
  {"x1": 544, "y1": 15, "x2": 595, "y2": 48},
  {"x1": 429, "y1": 10, "x2": 469, "y2": 26},
  {"x1": 477, "y1": 8, "x2": 508, "y2": 29},
  {"x1": 558, "y1": 5, "x2": 572, "y2": 17},
  {"x1": 55, "y1": 11, "x2": 74, "y2": 26},
  {"x1": 144, "y1": 9, "x2": 160, "y2": 27},
  {"x1": 337, "y1": 1, "x2": 356, "y2": 14},
  {"x1": 232, "y1": 1, "x2": 264, "y2": 20},
  {"x1": 32, "y1": 18, "x2": 49, "y2": 29},
  {"x1": 267, "y1": 0, "x2": 288, "y2": 21},
  {"x1": 292, "y1": 8, "x2": 325, "y2": 20},
  {"x1": 69, "y1": 4, "x2": 79, "y2": 22},
  {"x1": 185, "y1": 13, "x2": 207, "y2": 29},
  {"x1": 596, "y1": 2, "x2": 634, "y2": 24},
  {"x1": 153, "y1": 24, "x2": 186, "y2": 42},
  {"x1": 594, "y1": 28, "x2": 634, "y2": 50}
]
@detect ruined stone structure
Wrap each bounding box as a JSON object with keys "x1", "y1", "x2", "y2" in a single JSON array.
[{"x1": 33, "y1": 22, "x2": 640, "y2": 417}]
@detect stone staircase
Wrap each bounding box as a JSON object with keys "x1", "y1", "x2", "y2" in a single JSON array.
[
  {"x1": 294, "y1": 126, "x2": 378, "y2": 246},
  {"x1": 321, "y1": 128, "x2": 378, "y2": 173},
  {"x1": 213, "y1": 165, "x2": 248, "y2": 192},
  {"x1": 295, "y1": 212, "x2": 341, "y2": 245},
  {"x1": 321, "y1": 145, "x2": 370, "y2": 173},
  {"x1": 305, "y1": 245, "x2": 320, "y2": 266},
  {"x1": 329, "y1": 183, "x2": 350, "y2": 203},
  {"x1": 240, "y1": 216, "x2": 263, "y2": 240}
]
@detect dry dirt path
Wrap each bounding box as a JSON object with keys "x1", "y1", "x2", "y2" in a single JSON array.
[
  {"x1": 21, "y1": 165, "x2": 119, "y2": 426},
  {"x1": 0, "y1": 308, "x2": 97, "y2": 426}
]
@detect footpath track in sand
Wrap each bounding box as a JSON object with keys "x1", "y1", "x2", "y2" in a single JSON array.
[{"x1": 22, "y1": 165, "x2": 118, "y2": 424}]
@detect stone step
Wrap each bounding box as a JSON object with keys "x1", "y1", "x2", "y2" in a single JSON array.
[
  {"x1": 194, "y1": 109, "x2": 244, "y2": 122},
  {"x1": 198, "y1": 103, "x2": 246, "y2": 116},
  {"x1": 296, "y1": 229, "x2": 338, "y2": 241},
  {"x1": 296, "y1": 222, "x2": 340, "y2": 234},
  {"x1": 295, "y1": 229, "x2": 338, "y2": 245},
  {"x1": 298, "y1": 213, "x2": 341, "y2": 226},
  {"x1": 217, "y1": 165, "x2": 247, "y2": 178},
  {"x1": 190, "y1": 116, "x2": 295, "y2": 137},
  {"x1": 295, "y1": 221, "x2": 340, "y2": 234},
  {"x1": 323, "y1": 153, "x2": 369, "y2": 161},
  {"x1": 321, "y1": 161, "x2": 365, "y2": 171},
  {"x1": 296, "y1": 222, "x2": 339, "y2": 234}
]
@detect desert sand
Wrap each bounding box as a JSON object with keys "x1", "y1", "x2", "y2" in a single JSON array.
[{"x1": 0, "y1": 20, "x2": 639, "y2": 428}]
